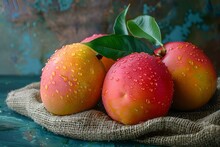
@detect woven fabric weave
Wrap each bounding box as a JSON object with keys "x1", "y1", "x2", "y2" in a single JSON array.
[{"x1": 6, "y1": 78, "x2": 220, "y2": 146}]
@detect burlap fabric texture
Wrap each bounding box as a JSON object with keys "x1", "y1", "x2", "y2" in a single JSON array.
[{"x1": 6, "y1": 78, "x2": 220, "y2": 147}]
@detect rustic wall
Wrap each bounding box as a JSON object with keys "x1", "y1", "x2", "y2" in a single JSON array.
[{"x1": 0, "y1": 0, "x2": 220, "y2": 75}]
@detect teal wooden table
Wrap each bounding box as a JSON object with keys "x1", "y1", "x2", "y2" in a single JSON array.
[{"x1": 0, "y1": 75, "x2": 156, "y2": 147}]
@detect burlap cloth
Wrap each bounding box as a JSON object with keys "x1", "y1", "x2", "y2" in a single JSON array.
[{"x1": 6, "y1": 78, "x2": 220, "y2": 147}]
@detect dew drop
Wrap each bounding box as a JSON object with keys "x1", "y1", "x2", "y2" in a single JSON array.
[
  {"x1": 56, "y1": 89, "x2": 59, "y2": 93},
  {"x1": 149, "y1": 88, "x2": 153, "y2": 92},
  {"x1": 74, "y1": 90, "x2": 77, "y2": 94},
  {"x1": 178, "y1": 45, "x2": 183, "y2": 49},
  {"x1": 52, "y1": 81, "x2": 56, "y2": 85},
  {"x1": 117, "y1": 63, "x2": 121, "y2": 67},
  {"x1": 55, "y1": 66, "x2": 59, "y2": 69},
  {"x1": 68, "y1": 81, "x2": 73, "y2": 86},
  {"x1": 104, "y1": 90, "x2": 108, "y2": 94},
  {"x1": 138, "y1": 67, "x2": 142, "y2": 70},
  {"x1": 146, "y1": 99, "x2": 151, "y2": 104},
  {"x1": 141, "y1": 87, "x2": 145, "y2": 91},
  {"x1": 45, "y1": 84, "x2": 48, "y2": 90},
  {"x1": 139, "y1": 82, "x2": 143, "y2": 85},
  {"x1": 188, "y1": 60, "x2": 194, "y2": 65},
  {"x1": 181, "y1": 72, "x2": 186, "y2": 77},
  {"x1": 122, "y1": 59, "x2": 127, "y2": 63},
  {"x1": 52, "y1": 71, "x2": 56, "y2": 76},
  {"x1": 133, "y1": 79, "x2": 138, "y2": 82},
  {"x1": 84, "y1": 85, "x2": 88, "y2": 89},
  {"x1": 110, "y1": 77, "x2": 114, "y2": 80},
  {"x1": 61, "y1": 75, "x2": 68, "y2": 82},
  {"x1": 66, "y1": 94, "x2": 69, "y2": 98},
  {"x1": 177, "y1": 56, "x2": 182, "y2": 61},
  {"x1": 78, "y1": 72, "x2": 83, "y2": 76},
  {"x1": 115, "y1": 78, "x2": 119, "y2": 81},
  {"x1": 133, "y1": 68, "x2": 137, "y2": 71},
  {"x1": 63, "y1": 66, "x2": 67, "y2": 70},
  {"x1": 127, "y1": 76, "x2": 132, "y2": 79}
]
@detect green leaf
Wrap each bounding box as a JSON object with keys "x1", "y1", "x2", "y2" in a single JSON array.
[
  {"x1": 83, "y1": 34, "x2": 153, "y2": 60},
  {"x1": 113, "y1": 5, "x2": 130, "y2": 35},
  {"x1": 127, "y1": 15, "x2": 163, "y2": 46}
]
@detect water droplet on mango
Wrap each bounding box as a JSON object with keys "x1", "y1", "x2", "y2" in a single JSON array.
[
  {"x1": 52, "y1": 71, "x2": 56, "y2": 76},
  {"x1": 68, "y1": 81, "x2": 73, "y2": 86},
  {"x1": 45, "y1": 84, "x2": 48, "y2": 90},
  {"x1": 63, "y1": 66, "x2": 67, "y2": 70}
]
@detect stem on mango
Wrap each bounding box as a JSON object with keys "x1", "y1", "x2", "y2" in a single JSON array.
[
  {"x1": 154, "y1": 44, "x2": 167, "y2": 58},
  {"x1": 96, "y1": 54, "x2": 103, "y2": 60}
]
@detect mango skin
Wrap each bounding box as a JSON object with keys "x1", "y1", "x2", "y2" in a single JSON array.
[
  {"x1": 102, "y1": 52, "x2": 174, "y2": 125},
  {"x1": 40, "y1": 43, "x2": 106, "y2": 115},
  {"x1": 155, "y1": 42, "x2": 217, "y2": 111},
  {"x1": 81, "y1": 34, "x2": 115, "y2": 71}
]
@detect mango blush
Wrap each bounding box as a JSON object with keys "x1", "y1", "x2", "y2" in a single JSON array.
[
  {"x1": 155, "y1": 42, "x2": 217, "y2": 111},
  {"x1": 102, "y1": 52, "x2": 174, "y2": 125},
  {"x1": 40, "y1": 43, "x2": 106, "y2": 115}
]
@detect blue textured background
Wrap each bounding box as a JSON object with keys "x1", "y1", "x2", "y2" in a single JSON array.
[{"x1": 0, "y1": 0, "x2": 220, "y2": 75}]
